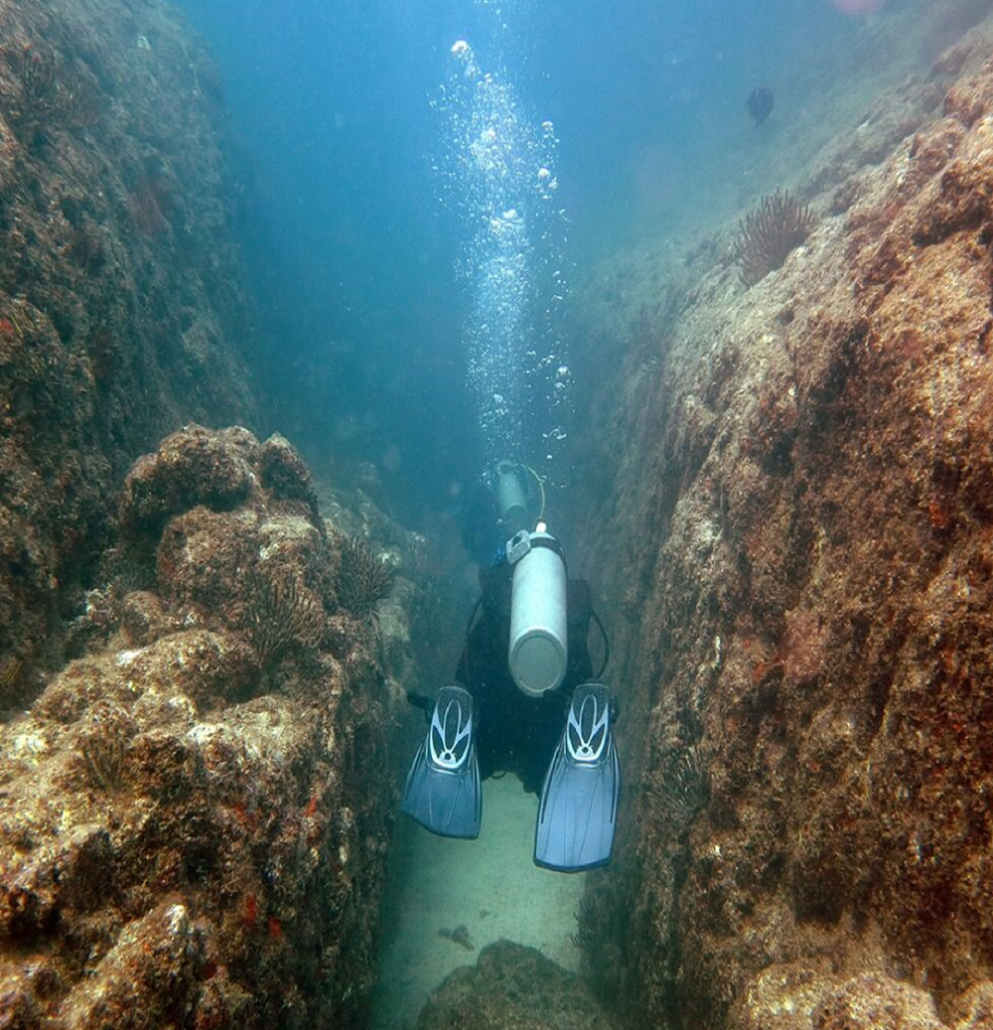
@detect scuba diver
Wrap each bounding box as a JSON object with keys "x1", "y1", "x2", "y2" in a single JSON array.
[{"x1": 401, "y1": 461, "x2": 621, "y2": 872}]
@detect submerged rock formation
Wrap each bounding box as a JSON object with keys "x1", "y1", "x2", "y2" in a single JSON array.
[
  {"x1": 417, "y1": 940, "x2": 626, "y2": 1030},
  {"x1": 0, "y1": 425, "x2": 416, "y2": 1028},
  {"x1": 0, "y1": 0, "x2": 259, "y2": 709},
  {"x1": 565, "y1": 12, "x2": 993, "y2": 1030},
  {"x1": 0, "y1": 5, "x2": 457, "y2": 1026}
]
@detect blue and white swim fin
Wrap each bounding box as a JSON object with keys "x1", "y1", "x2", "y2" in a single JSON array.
[
  {"x1": 401, "y1": 685, "x2": 482, "y2": 839},
  {"x1": 534, "y1": 681, "x2": 620, "y2": 872}
]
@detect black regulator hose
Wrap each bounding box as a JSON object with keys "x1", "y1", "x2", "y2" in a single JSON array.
[
  {"x1": 590, "y1": 607, "x2": 610, "y2": 678},
  {"x1": 462, "y1": 594, "x2": 483, "y2": 691}
]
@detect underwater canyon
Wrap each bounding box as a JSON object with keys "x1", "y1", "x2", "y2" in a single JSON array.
[{"x1": 1, "y1": 1, "x2": 993, "y2": 1029}]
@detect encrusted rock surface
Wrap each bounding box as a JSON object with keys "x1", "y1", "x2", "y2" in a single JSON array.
[
  {"x1": 0, "y1": 0, "x2": 259, "y2": 709},
  {"x1": 416, "y1": 940, "x2": 627, "y2": 1030},
  {"x1": 565, "y1": 10, "x2": 993, "y2": 1030},
  {"x1": 0, "y1": 426, "x2": 416, "y2": 1028}
]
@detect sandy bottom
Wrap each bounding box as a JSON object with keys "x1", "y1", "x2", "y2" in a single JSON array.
[{"x1": 371, "y1": 774, "x2": 587, "y2": 1029}]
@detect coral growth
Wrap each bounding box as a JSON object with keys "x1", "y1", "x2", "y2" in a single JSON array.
[
  {"x1": 417, "y1": 940, "x2": 625, "y2": 1030},
  {"x1": 4, "y1": 42, "x2": 59, "y2": 136},
  {"x1": 76, "y1": 699, "x2": 134, "y2": 791},
  {"x1": 0, "y1": 0, "x2": 259, "y2": 711},
  {"x1": 336, "y1": 535, "x2": 396, "y2": 618},
  {"x1": 563, "y1": 10, "x2": 993, "y2": 1030},
  {"x1": 733, "y1": 189, "x2": 815, "y2": 286},
  {"x1": 242, "y1": 567, "x2": 325, "y2": 671},
  {"x1": 1, "y1": 39, "x2": 102, "y2": 147},
  {"x1": 0, "y1": 426, "x2": 418, "y2": 1028}
]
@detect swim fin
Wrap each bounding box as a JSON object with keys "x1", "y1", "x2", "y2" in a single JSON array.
[
  {"x1": 534, "y1": 681, "x2": 620, "y2": 872},
  {"x1": 401, "y1": 685, "x2": 482, "y2": 839}
]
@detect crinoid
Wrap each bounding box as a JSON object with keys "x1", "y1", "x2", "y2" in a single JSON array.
[
  {"x1": 734, "y1": 189, "x2": 815, "y2": 287},
  {"x1": 336, "y1": 536, "x2": 395, "y2": 619},
  {"x1": 661, "y1": 743, "x2": 710, "y2": 822},
  {"x1": 77, "y1": 700, "x2": 135, "y2": 792},
  {"x1": 243, "y1": 566, "x2": 325, "y2": 671}
]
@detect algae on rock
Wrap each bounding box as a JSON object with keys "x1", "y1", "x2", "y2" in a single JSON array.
[{"x1": 0, "y1": 426, "x2": 424, "y2": 1029}]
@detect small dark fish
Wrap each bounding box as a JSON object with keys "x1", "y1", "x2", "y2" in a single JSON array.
[
  {"x1": 746, "y1": 87, "x2": 775, "y2": 126},
  {"x1": 438, "y1": 924, "x2": 475, "y2": 951}
]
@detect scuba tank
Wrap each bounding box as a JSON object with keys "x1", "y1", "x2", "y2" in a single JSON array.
[
  {"x1": 506, "y1": 526, "x2": 568, "y2": 697},
  {"x1": 494, "y1": 460, "x2": 530, "y2": 535}
]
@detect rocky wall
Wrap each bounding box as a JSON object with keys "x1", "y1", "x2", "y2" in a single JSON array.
[
  {"x1": 0, "y1": 0, "x2": 259, "y2": 709},
  {"x1": 0, "y1": 425, "x2": 422, "y2": 1028},
  {"x1": 565, "y1": 13, "x2": 993, "y2": 1030}
]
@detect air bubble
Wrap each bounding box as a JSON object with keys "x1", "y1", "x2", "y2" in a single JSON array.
[{"x1": 432, "y1": 29, "x2": 572, "y2": 471}]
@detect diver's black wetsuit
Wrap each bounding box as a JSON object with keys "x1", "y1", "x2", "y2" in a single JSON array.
[{"x1": 456, "y1": 563, "x2": 594, "y2": 794}]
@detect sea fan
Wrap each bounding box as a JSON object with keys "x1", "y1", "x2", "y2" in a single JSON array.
[{"x1": 734, "y1": 189, "x2": 815, "y2": 287}]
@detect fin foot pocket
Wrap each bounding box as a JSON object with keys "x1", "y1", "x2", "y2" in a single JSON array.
[{"x1": 401, "y1": 685, "x2": 482, "y2": 839}]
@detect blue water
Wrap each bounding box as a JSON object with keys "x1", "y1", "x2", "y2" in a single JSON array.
[{"x1": 174, "y1": 0, "x2": 873, "y2": 526}]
